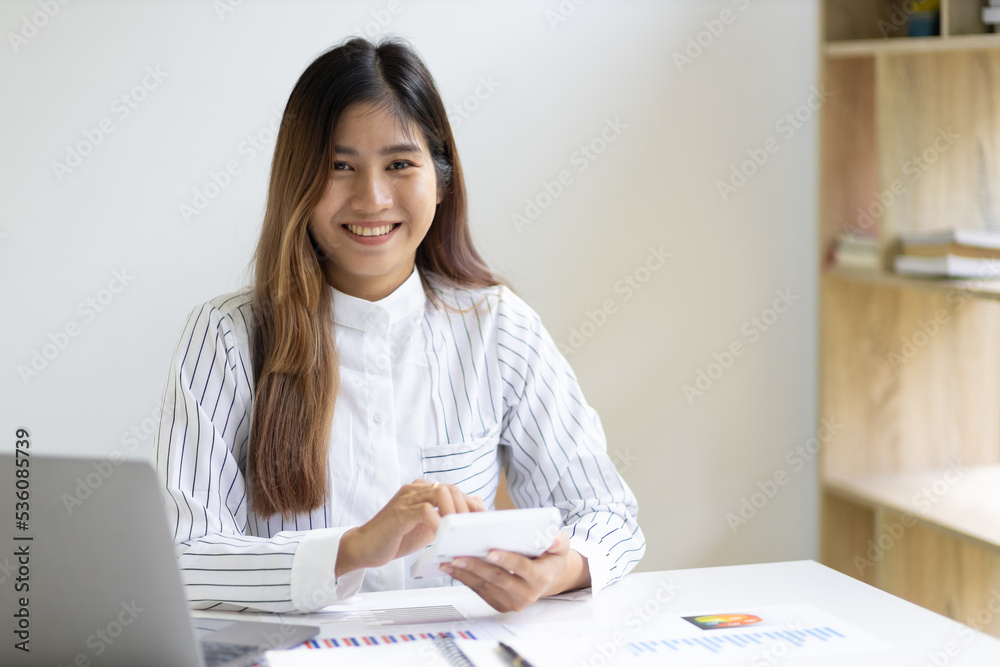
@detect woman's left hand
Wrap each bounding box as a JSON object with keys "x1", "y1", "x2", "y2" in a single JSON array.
[{"x1": 440, "y1": 531, "x2": 590, "y2": 612}]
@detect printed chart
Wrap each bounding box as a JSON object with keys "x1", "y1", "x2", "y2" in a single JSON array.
[
  {"x1": 508, "y1": 603, "x2": 892, "y2": 665},
  {"x1": 303, "y1": 629, "x2": 479, "y2": 648}
]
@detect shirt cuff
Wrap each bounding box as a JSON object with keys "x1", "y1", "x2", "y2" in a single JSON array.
[
  {"x1": 290, "y1": 527, "x2": 365, "y2": 612},
  {"x1": 568, "y1": 533, "x2": 613, "y2": 595}
]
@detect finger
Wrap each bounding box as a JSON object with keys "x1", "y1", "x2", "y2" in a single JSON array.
[
  {"x1": 396, "y1": 502, "x2": 441, "y2": 553},
  {"x1": 488, "y1": 547, "x2": 565, "y2": 597},
  {"x1": 484, "y1": 549, "x2": 534, "y2": 579},
  {"x1": 545, "y1": 530, "x2": 569, "y2": 554},
  {"x1": 445, "y1": 559, "x2": 532, "y2": 612},
  {"x1": 470, "y1": 496, "x2": 486, "y2": 511},
  {"x1": 418, "y1": 501, "x2": 441, "y2": 529},
  {"x1": 389, "y1": 497, "x2": 441, "y2": 542},
  {"x1": 442, "y1": 564, "x2": 504, "y2": 609},
  {"x1": 446, "y1": 484, "x2": 472, "y2": 514},
  {"x1": 430, "y1": 483, "x2": 456, "y2": 516},
  {"x1": 460, "y1": 556, "x2": 537, "y2": 597}
]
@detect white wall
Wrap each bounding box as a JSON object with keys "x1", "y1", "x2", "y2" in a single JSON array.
[{"x1": 0, "y1": 0, "x2": 819, "y2": 572}]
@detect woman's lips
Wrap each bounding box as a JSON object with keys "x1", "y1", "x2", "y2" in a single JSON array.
[
  {"x1": 341, "y1": 222, "x2": 401, "y2": 245},
  {"x1": 344, "y1": 223, "x2": 399, "y2": 237}
]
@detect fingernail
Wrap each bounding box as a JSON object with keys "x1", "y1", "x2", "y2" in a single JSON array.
[
  {"x1": 440, "y1": 564, "x2": 453, "y2": 575},
  {"x1": 452, "y1": 558, "x2": 467, "y2": 569},
  {"x1": 487, "y1": 551, "x2": 500, "y2": 563}
]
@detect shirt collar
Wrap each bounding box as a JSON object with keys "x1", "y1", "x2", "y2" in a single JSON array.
[{"x1": 330, "y1": 268, "x2": 426, "y2": 334}]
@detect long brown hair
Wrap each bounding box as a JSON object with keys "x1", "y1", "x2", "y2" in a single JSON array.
[{"x1": 250, "y1": 37, "x2": 499, "y2": 517}]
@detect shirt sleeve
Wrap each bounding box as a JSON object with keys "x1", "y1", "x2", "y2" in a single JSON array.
[
  {"x1": 494, "y1": 289, "x2": 645, "y2": 594},
  {"x1": 153, "y1": 299, "x2": 364, "y2": 613}
]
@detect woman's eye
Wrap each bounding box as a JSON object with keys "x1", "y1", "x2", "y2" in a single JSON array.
[
  {"x1": 333, "y1": 162, "x2": 351, "y2": 171},
  {"x1": 388, "y1": 160, "x2": 411, "y2": 170}
]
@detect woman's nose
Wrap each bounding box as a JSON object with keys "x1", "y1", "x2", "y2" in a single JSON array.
[{"x1": 351, "y1": 170, "x2": 392, "y2": 213}]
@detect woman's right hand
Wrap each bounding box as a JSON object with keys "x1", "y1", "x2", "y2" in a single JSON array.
[{"x1": 335, "y1": 479, "x2": 484, "y2": 577}]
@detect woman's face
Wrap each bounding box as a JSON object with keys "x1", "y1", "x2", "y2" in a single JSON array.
[{"x1": 309, "y1": 101, "x2": 442, "y2": 301}]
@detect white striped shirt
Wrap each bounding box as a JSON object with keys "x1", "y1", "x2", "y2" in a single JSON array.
[{"x1": 153, "y1": 268, "x2": 644, "y2": 613}]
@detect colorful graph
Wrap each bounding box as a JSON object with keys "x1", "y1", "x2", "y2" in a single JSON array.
[
  {"x1": 628, "y1": 625, "x2": 847, "y2": 656},
  {"x1": 304, "y1": 630, "x2": 479, "y2": 648}
]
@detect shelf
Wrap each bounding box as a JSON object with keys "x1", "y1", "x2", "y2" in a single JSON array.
[
  {"x1": 820, "y1": 1, "x2": 1000, "y2": 637},
  {"x1": 825, "y1": 266, "x2": 1000, "y2": 301},
  {"x1": 825, "y1": 33, "x2": 1000, "y2": 57},
  {"x1": 824, "y1": 466, "x2": 1000, "y2": 553}
]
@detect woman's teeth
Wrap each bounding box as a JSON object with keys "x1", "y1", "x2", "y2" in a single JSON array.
[{"x1": 346, "y1": 224, "x2": 396, "y2": 237}]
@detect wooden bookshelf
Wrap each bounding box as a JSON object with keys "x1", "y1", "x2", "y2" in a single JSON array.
[
  {"x1": 819, "y1": 0, "x2": 1000, "y2": 639},
  {"x1": 827, "y1": 267, "x2": 1000, "y2": 301},
  {"x1": 826, "y1": 32, "x2": 1000, "y2": 57},
  {"x1": 826, "y1": 466, "x2": 1000, "y2": 551}
]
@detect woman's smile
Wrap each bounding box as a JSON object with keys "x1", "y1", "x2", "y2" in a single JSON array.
[{"x1": 341, "y1": 222, "x2": 402, "y2": 244}]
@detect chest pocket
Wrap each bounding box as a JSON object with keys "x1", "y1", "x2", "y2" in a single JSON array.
[{"x1": 420, "y1": 424, "x2": 501, "y2": 499}]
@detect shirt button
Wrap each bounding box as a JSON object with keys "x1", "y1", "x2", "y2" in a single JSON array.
[
  {"x1": 373, "y1": 411, "x2": 384, "y2": 424},
  {"x1": 367, "y1": 312, "x2": 377, "y2": 324}
]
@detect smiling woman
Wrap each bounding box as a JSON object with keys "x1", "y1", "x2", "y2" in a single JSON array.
[
  {"x1": 153, "y1": 36, "x2": 644, "y2": 615},
  {"x1": 309, "y1": 102, "x2": 441, "y2": 301}
]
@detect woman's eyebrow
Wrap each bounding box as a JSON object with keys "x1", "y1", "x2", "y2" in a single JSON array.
[{"x1": 333, "y1": 143, "x2": 423, "y2": 156}]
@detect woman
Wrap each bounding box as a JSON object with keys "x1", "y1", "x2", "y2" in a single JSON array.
[{"x1": 154, "y1": 36, "x2": 644, "y2": 614}]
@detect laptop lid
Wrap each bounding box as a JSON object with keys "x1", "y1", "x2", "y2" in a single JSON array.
[{"x1": 0, "y1": 453, "x2": 213, "y2": 666}]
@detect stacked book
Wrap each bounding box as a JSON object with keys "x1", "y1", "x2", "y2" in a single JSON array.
[
  {"x1": 829, "y1": 231, "x2": 879, "y2": 272},
  {"x1": 894, "y1": 228, "x2": 1000, "y2": 278},
  {"x1": 984, "y1": 1, "x2": 1000, "y2": 29}
]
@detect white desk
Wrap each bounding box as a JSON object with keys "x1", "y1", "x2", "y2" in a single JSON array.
[{"x1": 194, "y1": 560, "x2": 1000, "y2": 666}]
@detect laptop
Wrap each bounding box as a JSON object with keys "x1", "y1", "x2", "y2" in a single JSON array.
[{"x1": 0, "y1": 453, "x2": 318, "y2": 666}]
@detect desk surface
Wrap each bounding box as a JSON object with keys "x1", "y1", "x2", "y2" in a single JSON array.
[{"x1": 195, "y1": 560, "x2": 1000, "y2": 666}]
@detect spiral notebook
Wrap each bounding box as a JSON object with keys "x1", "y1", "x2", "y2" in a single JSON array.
[
  {"x1": 434, "y1": 636, "x2": 484, "y2": 666},
  {"x1": 266, "y1": 636, "x2": 525, "y2": 666}
]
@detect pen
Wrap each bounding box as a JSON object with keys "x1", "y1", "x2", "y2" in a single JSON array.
[{"x1": 498, "y1": 641, "x2": 537, "y2": 667}]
